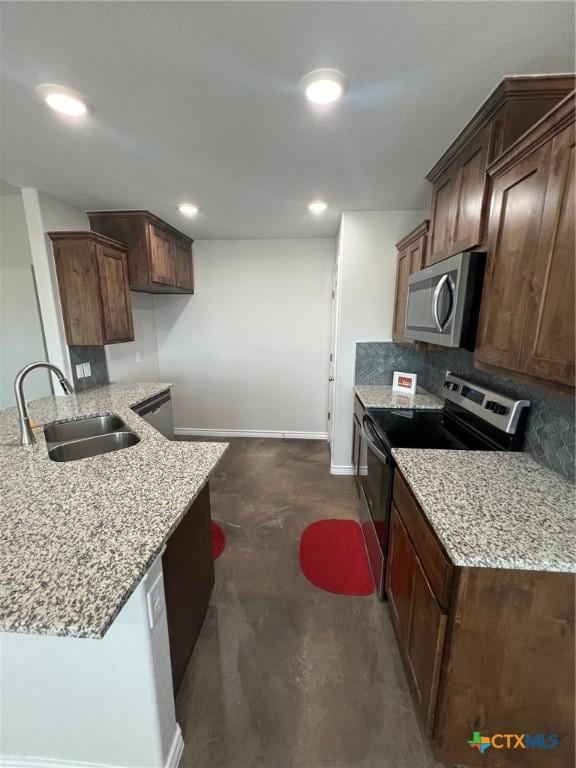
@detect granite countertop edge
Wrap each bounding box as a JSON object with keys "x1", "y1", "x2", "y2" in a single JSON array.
[
  {"x1": 0, "y1": 382, "x2": 229, "y2": 639},
  {"x1": 354, "y1": 384, "x2": 443, "y2": 410},
  {"x1": 392, "y1": 448, "x2": 576, "y2": 574}
]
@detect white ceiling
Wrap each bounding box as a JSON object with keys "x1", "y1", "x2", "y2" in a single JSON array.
[{"x1": 1, "y1": 1, "x2": 574, "y2": 239}]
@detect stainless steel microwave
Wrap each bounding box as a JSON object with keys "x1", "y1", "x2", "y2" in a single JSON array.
[{"x1": 404, "y1": 251, "x2": 484, "y2": 348}]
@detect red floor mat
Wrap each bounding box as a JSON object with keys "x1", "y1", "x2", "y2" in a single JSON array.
[
  {"x1": 211, "y1": 521, "x2": 226, "y2": 559},
  {"x1": 299, "y1": 519, "x2": 374, "y2": 596}
]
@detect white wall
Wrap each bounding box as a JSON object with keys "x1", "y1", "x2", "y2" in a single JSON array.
[
  {"x1": 0, "y1": 191, "x2": 50, "y2": 408},
  {"x1": 330, "y1": 210, "x2": 427, "y2": 471},
  {"x1": 0, "y1": 557, "x2": 183, "y2": 767},
  {"x1": 21, "y1": 188, "x2": 91, "y2": 383},
  {"x1": 154, "y1": 239, "x2": 335, "y2": 437},
  {"x1": 106, "y1": 292, "x2": 160, "y2": 382}
]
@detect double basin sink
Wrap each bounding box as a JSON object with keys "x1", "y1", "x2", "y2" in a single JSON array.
[{"x1": 45, "y1": 414, "x2": 140, "y2": 462}]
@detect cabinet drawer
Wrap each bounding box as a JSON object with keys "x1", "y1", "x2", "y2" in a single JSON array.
[{"x1": 393, "y1": 471, "x2": 453, "y2": 608}]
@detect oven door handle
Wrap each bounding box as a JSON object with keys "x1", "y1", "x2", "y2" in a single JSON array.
[{"x1": 362, "y1": 424, "x2": 390, "y2": 465}]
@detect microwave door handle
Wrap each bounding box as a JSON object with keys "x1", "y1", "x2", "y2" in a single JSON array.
[
  {"x1": 362, "y1": 425, "x2": 389, "y2": 465},
  {"x1": 432, "y1": 273, "x2": 449, "y2": 331}
]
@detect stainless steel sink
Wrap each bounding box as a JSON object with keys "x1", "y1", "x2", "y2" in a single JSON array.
[
  {"x1": 45, "y1": 413, "x2": 140, "y2": 462},
  {"x1": 44, "y1": 414, "x2": 128, "y2": 443},
  {"x1": 48, "y1": 431, "x2": 140, "y2": 463}
]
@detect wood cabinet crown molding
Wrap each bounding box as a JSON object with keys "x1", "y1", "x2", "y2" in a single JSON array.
[
  {"x1": 86, "y1": 209, "x2": 193, "y2": 246},
  {"x1": 395, "y1": 219, "x2": 430, "y2": 251},
  {"x1": 487, "y1": 90, "x2": 575, "y2": 178},
  {"x1": 426, "y1": 74, "x2": 575, "y2": 183},
  {"x1": 48, "y1": 230, "x2": 130, "y2": 251}
]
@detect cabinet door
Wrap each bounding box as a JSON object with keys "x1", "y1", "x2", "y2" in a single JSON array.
[
  {"x1": 149, "y1": 224, "x2": 176, "y2": 286},
  {"x1": 163, "y1": 483, "x2": 215, "y2": 694},
  {"x1": 392, "y1": 248, "x2": 411, "y2": 342},
  {"x1": 519, "y1": 123, "x2": 575, "y2": 387},
  {"x1": 450, "y1": 124, "x2": 493, "y2": 254},
  {"x1": 393, "y1": 234, "x2": 426, "y2": 343},
  {"x1": 475, "y1": 141, "x2": 552, "y2": 371},
  {"x1": 53, "y1": 242, "x2": 104, "y2": 346},
  {"x1": 174, "y1": 240, "x2": 194, "y2": 291},
  {"x1": 426, "y1": 167, "x2": 457, "y2": 265},
  {"x1": 405, "y1": 555, "x2": 448, "y2": 735},
  {"x1": 96, "y1": 245, "x2": 134, "y2": 343},
  {"x1": 386, "y1": 505, "x2": 416, "y2": 645}
]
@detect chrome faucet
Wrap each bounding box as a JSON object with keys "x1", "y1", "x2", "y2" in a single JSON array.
[{"x1": 14, "y1": 362, "x2": 73, "y2": 446}]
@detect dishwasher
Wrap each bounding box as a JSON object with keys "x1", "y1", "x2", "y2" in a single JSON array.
[{"x1": 132, "y1": 389, "x2": 174, "y2": 439}]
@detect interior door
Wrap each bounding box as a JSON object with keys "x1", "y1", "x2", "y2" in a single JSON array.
[{"x1": 327, "y1": 261, "x2": 338, "y2": 451}]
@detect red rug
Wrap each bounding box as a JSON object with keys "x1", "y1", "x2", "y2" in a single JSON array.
[
  {"x1": 299, "y1": 519, "x2": 374, "y2": 596},
  {"x1": 211, "y1": 521, "x2": 226, "y2": 559}
]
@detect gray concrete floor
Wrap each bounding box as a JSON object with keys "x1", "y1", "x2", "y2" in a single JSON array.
[{"x1": 175, "y1": 438, "x2": 450, "y2": 768}]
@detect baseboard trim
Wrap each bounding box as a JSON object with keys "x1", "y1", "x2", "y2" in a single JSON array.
[
  {"x1": 330, "y1": 464, "x2": 356, "y2": 475},
  {"x1": 0, "y1": 725, "x2": 184, "y2": 768},
  {"x1": 166, "y1": 725, "x2": 184, "y2": 768},
  {"x1": 174, "y1": 428, "x2": 329, "y2": 441}
]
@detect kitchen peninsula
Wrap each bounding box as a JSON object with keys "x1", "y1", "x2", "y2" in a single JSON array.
[{"x1": 0, "y1": 383, "x2": 227, "y2": 767}]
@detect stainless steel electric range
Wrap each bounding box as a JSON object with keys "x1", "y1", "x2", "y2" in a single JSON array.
[{"x1": 358, "y1": 372, "x2": 531, "y2": 599}]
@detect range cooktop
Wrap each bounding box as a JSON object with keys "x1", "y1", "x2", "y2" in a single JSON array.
[{"x1": 365, "y1": 373, "x2": 531, "y2": 454}]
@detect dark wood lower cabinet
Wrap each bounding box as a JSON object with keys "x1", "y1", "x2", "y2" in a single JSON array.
[
  {"x1": 388, "y1": 469, "x2": 575, "y2": 767},
  {"x1": 386, "y1": 505, "x2": 446, "y2": 736},
  {"x1": 162, "y1": 483, "x2": 215, "y2": 694}
]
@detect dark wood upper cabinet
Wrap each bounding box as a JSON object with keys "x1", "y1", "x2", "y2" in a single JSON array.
[
  {"x1": 49, "y1": 232, "x2": 134, "y2": 346},
  {"x1": 87, "y1": 210, "x2": 194, "y2": 294},
  {"x1": 476, "y1": 92, "x2": 575, "y2": 391},
  {"x1": 425, "y1": 75, "x2": 574, "y2": 267},
  {"x1": 392, "y1": 221, "x2": 428, "y2": 344}
]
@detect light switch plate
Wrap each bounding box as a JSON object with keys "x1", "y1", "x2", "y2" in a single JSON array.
[
  {"x1": 75, "y1": 363, "x2": 85, "y2": 380},
  {"x1": 146, "y1": 572, "x2": 165, "y2": 629},
  {"x1": 83, "y1": 362, "x2": 91, "y2": 377},
  {"x1": 136, "y1": 352, "x2": 143, "y2": 365}
]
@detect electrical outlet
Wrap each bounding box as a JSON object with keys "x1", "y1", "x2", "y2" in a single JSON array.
[
  {"x1": 136, "y1": 352, "x2": 143, "y2": 365},
  {"x1": 75, "y1": 363, "x2": 85, "y2": 380},
  {"x1": 83, "y1": 362, "x2": 91, "y2": 377},
  {"x1": 146, "y1": 573, "x2": 165, "y2": 629}
]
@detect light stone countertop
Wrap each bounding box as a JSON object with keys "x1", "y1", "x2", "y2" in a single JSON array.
[
  {"x1": 0, "y1": 382, "x2": 228, "y2": 639},
  {"x1": 392, "y1": 449, "x2": 576, "y2": 573},
  {"x1": 354, "y1": 384, "x2": 443, "y2": 410}
]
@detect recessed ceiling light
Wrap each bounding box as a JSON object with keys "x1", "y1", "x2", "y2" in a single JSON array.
[
  {"x1": 301, "y1": 69, "x2": 348, "y2": 105},
  {"x1": 309, "y1": 200, "x2": 328, "y2": 214},
  {"x1": 178, "y1": 203, "x2": 199, "y2": 217},
  {"x1": 36, "y1": 84, "x2": 91, "y2": 117}
]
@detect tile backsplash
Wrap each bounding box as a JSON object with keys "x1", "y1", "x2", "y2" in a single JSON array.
[
  {"x1": 69, "y1": 345, "x2": 109, "y2": 392},
  {"x1": 356, "y1": 342, "x2": 575, "y2": 481}
]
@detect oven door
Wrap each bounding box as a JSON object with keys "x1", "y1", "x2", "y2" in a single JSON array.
[{"x1": 358, "y1": 417, "x2": 394, "y2": 599}]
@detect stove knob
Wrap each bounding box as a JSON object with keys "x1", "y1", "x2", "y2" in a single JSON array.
[
  {"x1": 494, "y1": 404, "x2": 508, "y2": 415},
  {"x1": 485, "y1": 400, "x2": 495, "y2": 410}
]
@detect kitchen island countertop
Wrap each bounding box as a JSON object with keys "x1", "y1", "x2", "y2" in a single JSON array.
[
  {"x1": 0, "y1": 382, "x2": 227, "y2": 639},
  {"x1": 393, "y1": 448, "x2": 576, "y2": 573}
]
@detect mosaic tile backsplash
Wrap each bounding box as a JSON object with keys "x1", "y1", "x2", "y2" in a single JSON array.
[
  {"x1": 356, "y1": 342, "x2": 575, "y2": 481},
  {"x1": 69, "y1": 345, "x2": 110, "y2": 392}
]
